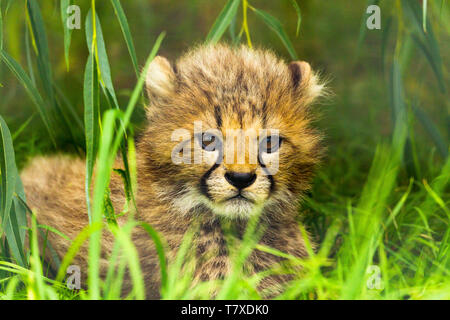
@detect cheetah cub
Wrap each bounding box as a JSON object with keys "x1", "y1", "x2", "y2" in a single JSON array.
[{"x1": 21, "y1": 44, "x2": 325, "y2": 298}]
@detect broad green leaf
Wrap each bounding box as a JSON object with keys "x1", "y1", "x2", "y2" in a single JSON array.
[
  {"x1": 86, "y1": 9, "x2": 130, "y2": 187},
  {"x1": 5, "y1": 184, "x2": 27, "y2": 267},
  {"x1": 251, "y1": 7, "x2": 298, "y2": 60},
  {"x1": 0, "y1": 50, "x2": 56, "y2": 145},
  {"x1": 206, "y1": 0, "x2": 240, "y2": 44},
  {"x1": 0, "y1": 116, "x2": 26, "y2": 267},
  {"x1": 86, "y1": 9, "x2": 119, "y2": 109},
  {"x1": 83, "y1": 52, "x2": 100, "y2": 224},
  {"x1": 60, "y1": 0, "x2": 72, "y2": 71},
  {"x1": 0, "y1": 115, "x2": 16, "y2": 235},
  {"x1": 109, "y1": 0, "x2": 139, "y2": 78}
]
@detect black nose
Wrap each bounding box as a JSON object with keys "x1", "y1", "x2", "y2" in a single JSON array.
[{"x1": 225, "y1": 172, "x2": 257, "y2": 189}]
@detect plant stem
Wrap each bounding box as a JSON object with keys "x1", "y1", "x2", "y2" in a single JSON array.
[{"x1": 242, "y1": 0, "x2": 252, "y2": 48}]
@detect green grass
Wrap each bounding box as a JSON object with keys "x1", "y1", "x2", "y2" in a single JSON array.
[{"x1": 0, "y1": 0, "x2": 449, "y2": 300}]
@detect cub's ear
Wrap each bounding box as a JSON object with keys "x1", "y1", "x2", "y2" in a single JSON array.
[
  {"x1": 288, "y1": 61, "x2": 312, "y2": 88},
  {"x1": 288, "y1": 61, "x2": 324, "y2": 103},
  {"x1": 146, "y1": 56, "x2": 176, "y2": 102}
]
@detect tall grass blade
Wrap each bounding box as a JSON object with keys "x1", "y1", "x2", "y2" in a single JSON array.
[
  {"x1": 217, "y1": 210, "x2": 265, "y2": 299},
  {"x1": 12, "y1": 114, "x2": 34, "y2": 141},
  {"x1": 88, "y1": 32, "x2": 165, "y2": 299},
  {"x1": 88, "y1": 108, "x2": 116, "y2": 299},
  {"x1": 29, "y1": 214, "x2": 46, "y2": 299},
  {"x1": 109, "y1": 0, "x2": 139, "y2": 78},
  {"x1": 109, "y1": 224, "x2": 145, "y2": 299},
  {"x1": 54, "y1": 221, "x2": 102, "y2": 284},
  {"x1": 25, "y1": 26, "x2": 36, "y2": 86},
  {"x1": 250, "y1": 7, "x2": 298, "y2": 60},
  {"x1": 340, "y1": 144, "x2": 401, "y2": 299},
  {"x1": 0, "y1": 116, "x2": 27, "y2": 268},
  {"x1": 83, "y1": 52, "x2": 100, "y2": 224},
  {"x1": 4, "y1": 177, "x2": 28, "y2": 267},
  {"x1": 410, "y1": 34, "x2": 446, "y2": 93},
  {"x1": 288, "y1": 0, "x2": 302, "y2": 36},
  {"x1": 390, "y1": 58, "x2": 408, "y2": 153},
  {"x1": 206, "y1": 0, "x2": 240, "y2": 44},
  {"x1": 26, "y1": 0, "x2": 55, "y2": 105},
  {"x1": 86, "y1": 9, "x2": 119, "y2": 109},
  {"x1": 139, "y1": 222, "x2": 168, "y2": 295},
  {"x1": 0, "y1": 98, "x2": 13, "y2": 229},
  {"x1": 403, "y1": 0, "x2": 446, "y2": 92},
  {"x1": 423, "y1": 0, "x2": 428, "y2": 32},
  {"x1": 413, "y1": 104, "x2": 448, "y2": 159}
]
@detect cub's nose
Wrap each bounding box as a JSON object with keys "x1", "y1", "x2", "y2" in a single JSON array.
[{"x1": 224, "y1": 172, "x2": 257, "y2": 190}]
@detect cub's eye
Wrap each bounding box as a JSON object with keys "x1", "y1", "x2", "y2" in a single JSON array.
[
  {"x1": 260, "y1": 135, "x2": 282, "y2": 154},
  {"x1": 198, "y1": 132, "x2": 221, "y2": 152}
]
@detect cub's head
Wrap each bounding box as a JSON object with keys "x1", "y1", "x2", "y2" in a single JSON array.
[{"x1": 140, "y1": 44, "x2": 324, "y2": 219}]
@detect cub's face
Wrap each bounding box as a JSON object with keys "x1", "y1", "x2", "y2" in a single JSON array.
[{"x1": 141, "y1": 45, "x2": 324, "y2": 219}]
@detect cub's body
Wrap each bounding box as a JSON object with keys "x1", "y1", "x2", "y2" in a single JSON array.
[{"x1": 21, "y1": 44, "x2": 324, "y2": 298}]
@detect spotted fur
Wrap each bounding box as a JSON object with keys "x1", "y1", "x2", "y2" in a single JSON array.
[{"x1": 21, "y1": 44, "x2": 325, "y2": 298}]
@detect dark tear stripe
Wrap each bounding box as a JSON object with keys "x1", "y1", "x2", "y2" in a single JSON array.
[
  {"x1": 214, "y1": 105, "x2": 222, "y2": 128},
  {"x1": 258, "y1": 156, "x2": 275, "y2": 193},
  {"x1": 238, "y1": 108, "x2": 243, "y2": 127},
  {"x1": 200, "y1": 163, "x2": 220, "y2": 200}
]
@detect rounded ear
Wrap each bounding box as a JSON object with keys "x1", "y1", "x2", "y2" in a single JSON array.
[
  {"x1": 288, "y1": 61, "x2": 311, "y2": 88},
  {"x1": 146, "y1": 56, "x2": 176, "y2": 102},
  {"x1": 288, "y1": 60, "x2": 324, "y2": 103}
]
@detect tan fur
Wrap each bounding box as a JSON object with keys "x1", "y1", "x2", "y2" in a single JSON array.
[{"x1": 21, "y1": 44, "x2": 325, "y2": 299}]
